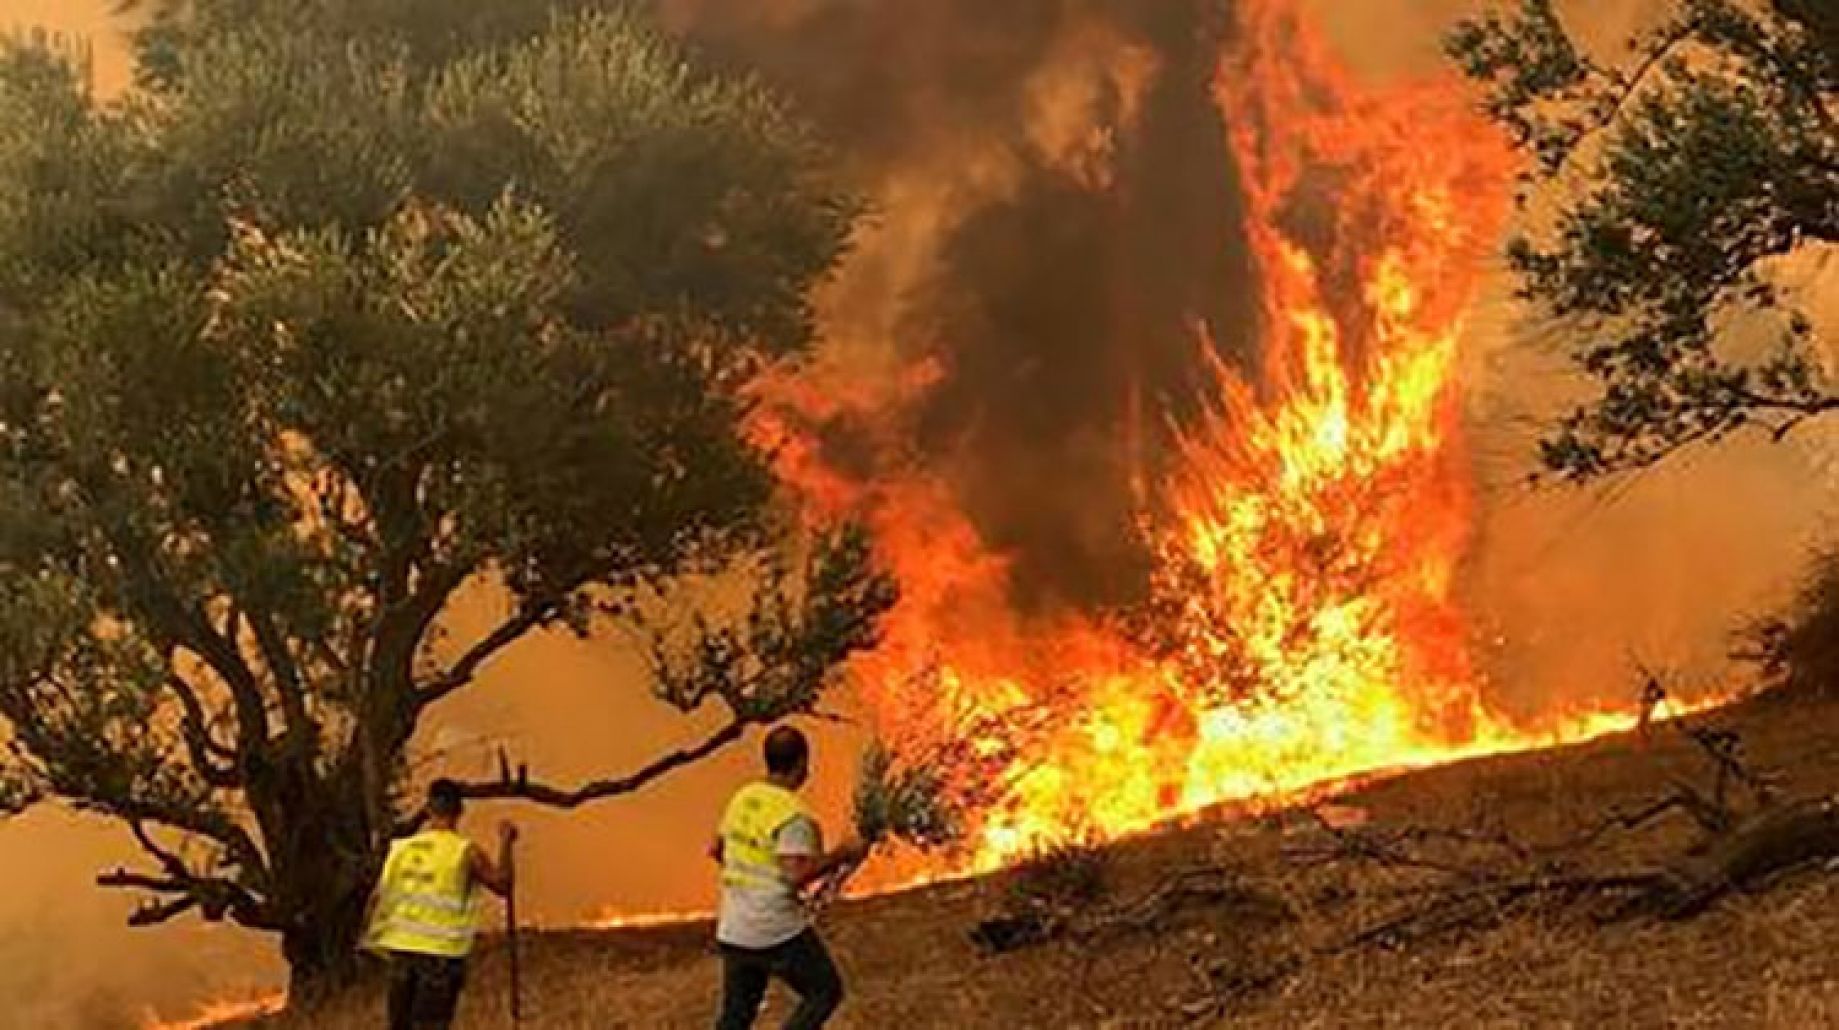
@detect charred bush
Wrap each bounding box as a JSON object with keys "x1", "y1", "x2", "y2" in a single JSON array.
[
  {"x1": 1007, "y1": 834, "x2": 1114, "y2": 913},
  {"x1": 1736, "y1": 545, "x2": 1839, "y2": 698},
  {"x1": 972, "y1": 834, "x2": 1114, "y2": 955}
]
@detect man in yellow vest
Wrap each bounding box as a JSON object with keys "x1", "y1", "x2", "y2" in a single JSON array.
[
  {"x1": 711, "y1": 726, "x2": 868, "y2": 1030},
  {"x1": 367, "y1": 778, "x2": 517, "y2": 1030}
]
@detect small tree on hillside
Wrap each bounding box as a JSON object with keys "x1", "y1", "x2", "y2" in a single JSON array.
[
  {"x1": 0, "y1": 2, "x2": 893, "y2": 999},
  {"x1": 1446, "y1": 0, "x2": 1836, "y2": 480}
]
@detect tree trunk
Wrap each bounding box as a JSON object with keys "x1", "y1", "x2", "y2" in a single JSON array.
[
  {"x1": 281, "y1": 885, "x2": 374, "y2": 1006},
  {"x1": 271, "y1": 796, "x2": 388, "y2": 1007},
  {"x1": 1657, "y1": 795, "x2": 1839, "y2": 918},
  {"x1": 247, "y1": 684, "x2": 406, "y2": 1008}
]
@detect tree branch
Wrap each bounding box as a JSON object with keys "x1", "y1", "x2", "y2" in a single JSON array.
[
  {"x1": 96, "y1": 865, "x2": 273, "y2": 929},
  {"x1": 101, "y1": 819, "x2": 275, "y2": 928},
  {"x1": 105, "y1": 530, "x2": 272, "y2": 756},
  {"x1": 160, "y1": 672, "x2": 240, "y2": 788},
  {"x1": 129, "y1": 818, "x2": 195, "y2": 884},
  {"x1": 97, "y1": 869, "x2": 191, "y2": 894},
  {"x1": 95, "y1": 870, "x2": 203, "y2": 928},
  {"x1": 1732, "y1": 388, "x2": 1839, "y2": 422},
  {"x1": 367, "y1": 559, "x2": 470, "y2": 716},
  {"x1": 455, "y1": 718, "x2": 750, "y2": 810},
  {"x1": 105, "y1": 795, "x2": 268, "y2": 890},
  {"x1": 416, "y1": 599, "x2": 558, "y2": 709},
  {"x1": 1569, "y1": 20, "x2": 1702, "y2": 163},
  {"x1": 247, "y1": 608, "x2": 317, "y2": 750},
  {"x1": 414, "y1": 546, "x2": 671, "y2": 711},
  {"x1": 1465, "y1": 6, "x2": 1698, "y2": 181}
]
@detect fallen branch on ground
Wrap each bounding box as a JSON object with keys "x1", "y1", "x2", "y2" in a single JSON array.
[{"x1": 1182, "y1": 685, "x2": 1839, "y2": 1019}]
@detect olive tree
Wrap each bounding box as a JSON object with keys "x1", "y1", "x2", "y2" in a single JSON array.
[
  {"x1": 1447, "y1": 0, "x2": 1836, "y2": 480},
  {"x1": 0, "y1": 2, "x2": 892, "y2": 997}
]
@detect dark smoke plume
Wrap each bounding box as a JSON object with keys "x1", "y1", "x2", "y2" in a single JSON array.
[{"x1": 658, "y1": 0, "x2": 1259, "y2": 613}]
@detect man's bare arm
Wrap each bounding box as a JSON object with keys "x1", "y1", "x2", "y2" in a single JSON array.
[
  {"x1": 779, "y1": 836, "x2": 869, "y2": 892},
  {"x1": 470, "y1": 822, "x2": 519, "y2": 898}
]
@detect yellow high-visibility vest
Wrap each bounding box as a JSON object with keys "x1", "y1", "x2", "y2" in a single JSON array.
[
  {"x1": 718, "y1": 782, "x2": 813, "y2": 893},
  {"x1": 366, "y1": 829, "x2": 480, "y2": 958}
]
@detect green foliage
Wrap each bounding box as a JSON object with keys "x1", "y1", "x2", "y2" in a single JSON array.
[
  {"x1": 1447, "y1": 0, "x2": 1837, "y2": 480},
  {"x1": 0, "y1": 0, "x2": 873, "y2": 986},
  {"x1": 847, "y1": 668, "x2": 1043, "y2": 857},
  {"x1": 852, "y1": 738, "x2": 964, "y2": 852},
  {"x1": 650, "y1": 527, "x2": 898, "y2": 725},
  {"x1": 806, "y1": 730, "x2": 973, "y2": 913},
  {"x1": 423, "y1": 8, "x2": 858, "y2": 341}
]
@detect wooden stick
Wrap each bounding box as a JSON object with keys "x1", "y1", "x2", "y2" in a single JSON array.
[
  {"x1": 810, "y1": 854, "x2": 867, "y2": 919},
  {"x1": 507, "y1": 836, "x2": 523, "y2": 1024}
]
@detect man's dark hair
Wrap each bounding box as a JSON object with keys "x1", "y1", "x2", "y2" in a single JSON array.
[
  {"x1": 763, "y1": 725, "x2": 810, "y2": 777},
  {"x1": 427, "y1": 778, "x2": 464, "y2": 819}
]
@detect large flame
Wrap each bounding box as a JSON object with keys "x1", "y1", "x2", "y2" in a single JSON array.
[{"x1": 757, "y1": 0, "x2": 1684, "y2": 875}]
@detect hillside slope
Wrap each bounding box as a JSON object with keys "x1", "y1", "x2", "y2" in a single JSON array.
[{"x1": 268, "y1": 691, "x2": 1839, "y2": 1029}]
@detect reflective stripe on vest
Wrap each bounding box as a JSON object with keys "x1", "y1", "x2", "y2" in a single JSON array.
[
  {"x1": 718, "y1": 782, "x2": 812, "y2": 893},
  {"x1": 367, "y1": 830, "x2": 479, "y2": 958}
]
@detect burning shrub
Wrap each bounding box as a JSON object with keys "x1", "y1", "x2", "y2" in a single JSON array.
[
  {"x1": 809, "y1": 734, "x2": 989, "y2": 913},
  {"x1": 848, "y1": 664, "x2": 1060, "y2": 856},
  {"x1": 852, "y1": 739, "x2": 966, "y2": 852}
]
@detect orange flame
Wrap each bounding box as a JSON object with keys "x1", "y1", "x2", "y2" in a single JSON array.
[
  {"x1": 584, "y1": 907, "x2": 710, "y2": 931},
  {"x1": 755, "y1": 0, "x2": 1713, "y2": 876},
  {"x1": 142, "y1": 992, "x2": 287, "y2": 1030}
]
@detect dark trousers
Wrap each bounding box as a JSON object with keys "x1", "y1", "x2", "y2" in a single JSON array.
[
  {"x1": 716, "y1": 928, "x2": 844, "y2": 1030},
  {"x1": 386, "y1": 952, "x2": 468, "y2": 1030}
]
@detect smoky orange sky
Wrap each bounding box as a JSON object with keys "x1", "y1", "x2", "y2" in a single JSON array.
[{"x1": 0, "y1": 1, "x2": 1832, "y2": 1026}]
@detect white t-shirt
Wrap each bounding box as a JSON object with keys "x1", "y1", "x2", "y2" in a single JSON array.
[{"x1": 716, "y1": 813, "x2": 821, "y2": 950}]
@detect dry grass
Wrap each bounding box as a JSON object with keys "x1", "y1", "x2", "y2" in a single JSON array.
[
  {"x1": 264, "y1": 691, "x2": 1839, "y2": 1029},
  {"x1": 1006, "y1": 833, "x2": 1114, "y2": 912}
]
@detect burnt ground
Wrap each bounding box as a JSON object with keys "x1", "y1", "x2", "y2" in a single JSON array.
[{"x1": 269, "y1": 689, "x2": 1839, "y2": 1029}]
